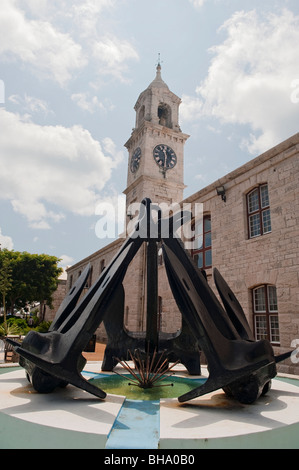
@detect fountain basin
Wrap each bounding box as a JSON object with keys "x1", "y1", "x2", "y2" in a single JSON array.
[
  {"x1": 0, "y1": 363, "x2": 299, "y2": 449},
  {"x1": 89, "y1": 373, "x2": 206, "y2": 401}
]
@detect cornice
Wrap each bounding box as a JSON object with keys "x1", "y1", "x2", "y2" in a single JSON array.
[{"x1": 124, "y1": 120, "x2": 190, "y2": 150}]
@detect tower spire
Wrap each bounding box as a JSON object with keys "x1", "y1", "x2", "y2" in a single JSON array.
[
  {"x1": 156, "y1": 53, "x2": 162, "y2": 77},
  {"x1": 157, "y1": 53, "x2": 161, "y2": 67},
  {"x1": 150, "y1": 53, "x2": 167, "y2": 89}
]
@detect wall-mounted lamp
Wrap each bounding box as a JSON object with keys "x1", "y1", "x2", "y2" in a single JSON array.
[{"x1": 216, "y1": 185, "x2": 226, "y2": 203}]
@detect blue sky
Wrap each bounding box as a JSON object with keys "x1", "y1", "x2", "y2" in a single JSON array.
[{"x1": 1, "y1": 0, "x2": 299, "y2": 268}]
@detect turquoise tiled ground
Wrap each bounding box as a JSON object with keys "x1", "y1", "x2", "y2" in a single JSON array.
[{"x1": 105, "y1": 399, "x2": 160, "y2": 449}]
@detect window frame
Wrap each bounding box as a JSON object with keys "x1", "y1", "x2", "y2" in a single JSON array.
[
  {"x1": 247, "y1": 184, "x2": 271, "y2": 239},
  {"x1": 191, "y1": 214, "x2": 212, "y2": 270},
  {"x1": 252, "y1": 284, "x2": 280, "y2": 345}
]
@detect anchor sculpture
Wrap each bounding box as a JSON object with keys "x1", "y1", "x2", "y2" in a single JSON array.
[{"x1": 7, "y1": 198, "x2": 292, "y2": 404}]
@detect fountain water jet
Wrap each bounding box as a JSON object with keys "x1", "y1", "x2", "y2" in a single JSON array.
[{"x1": 114, "y1": 346, "x2": 180, "y2": 390}]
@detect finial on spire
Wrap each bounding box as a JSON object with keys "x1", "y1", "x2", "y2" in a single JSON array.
[
  {"x1": 157, "y1": 53, "x2": 161, "y2": 67},
  {"x1": 149, "y1": 53, "x2": 168, "y2": 88},
  {"x1": 156, "y1": 53, "x2": 163, "y2": 70},
  {"x1": 156, "y1": 53, "x2": 163, "y2": 79}
]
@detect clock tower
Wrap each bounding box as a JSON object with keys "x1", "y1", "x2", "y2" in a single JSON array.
[{"x1": 124, "y1": 63, "x2": 189, "y2": 216}]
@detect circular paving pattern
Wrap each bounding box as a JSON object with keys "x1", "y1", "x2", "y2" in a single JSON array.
[{"x1": 0, "y1": 363, "x2": 299, "y2": 449}]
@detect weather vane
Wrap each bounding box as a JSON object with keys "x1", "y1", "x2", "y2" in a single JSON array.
[{"x1": 156, "y1": 53, "x2": 163, "y2": 67}]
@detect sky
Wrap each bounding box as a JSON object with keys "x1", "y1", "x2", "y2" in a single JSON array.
[{"x1": 1, "y1": 0, "x2": 299, "y2": 269}]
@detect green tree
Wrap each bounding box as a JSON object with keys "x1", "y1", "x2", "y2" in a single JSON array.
[
  {"x1": 0, "y1": 250, "x2": 13, "y2": 335},
  {"x1": 0, "y1": 250, "x2": 62, "y2": 322}
]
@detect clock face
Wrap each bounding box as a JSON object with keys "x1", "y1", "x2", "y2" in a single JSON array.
[
  {"x1": 153, "y1": 144, "x2": 177, "y2": 172},
  {"x1": 130, "y1": 147, "x2": 141, "y2": 173}
]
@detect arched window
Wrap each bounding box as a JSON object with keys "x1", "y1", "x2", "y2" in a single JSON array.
[
  {"x1": 252, "y1": 285, "x2": 280, "y2": 344},
  {"x1": 247, "y1": 184, "x2": 271, "y2": 238},
  {"x1": 158, "y1": 103, "x2": 172, "y2": 128},
  {"x1": 192, "y1": 215, "x2": 212, "y2": 269}
]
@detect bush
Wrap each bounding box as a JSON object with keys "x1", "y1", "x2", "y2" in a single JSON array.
[
  {"x1": 35, "y1": 321, "x2": 51, "y2": 333},
  {"x1": 7, "y1": 317, "x2": 28, "y2": 330},
  {"x1": 0, "y1": 323, "x2": 20, "y2": 337},
  {"x1": 0, "y1": 315, "x2": 52, "y2": 336}
]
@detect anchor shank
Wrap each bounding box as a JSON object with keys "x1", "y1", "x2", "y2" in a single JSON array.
[{"x1": 146, "y1": 239, "x2": 159, "y2": 353}]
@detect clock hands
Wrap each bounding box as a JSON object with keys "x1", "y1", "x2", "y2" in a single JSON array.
[
  {"x1": 162, "y1": 147, "x2": 168, "y2": 170},
  {"x1": 153, "y1": 144, "x2": 177, "y2": 176},
  {"x1": 130, "y1": 147, "x2": 141, "y2": 173}
]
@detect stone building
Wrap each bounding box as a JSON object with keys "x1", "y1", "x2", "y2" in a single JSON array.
[
  {"x1": 63, "y1": 65, "x2": 299, "y2": 375},
  {"x1": 43, "y1": 271, "x2": 67, "y2": 323},
  {"x1": 183, "y1": 135, "x2": 299, "y2": 374}
]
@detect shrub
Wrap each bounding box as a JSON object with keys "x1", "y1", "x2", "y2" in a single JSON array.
[
  {"x1": 35, "y1": 321, "x2": 51, "y2": 333},
  {"x1": 7, "y1": 317, "x2": 28, "y2": 330},
  {"x1": 0, "y1": 323, "x2": 20, "y2": 336}
]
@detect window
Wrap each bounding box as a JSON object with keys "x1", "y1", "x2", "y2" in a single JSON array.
[
  {"x1": 158, "y1": 103, "x2": 172, "y2": 128},
  {"x1": 247, "y1": 184, "x2": 271, "y2": 238},
  {"x1": 85, "y1": 265, "x2": 93, "y2": 288},
  {"x1": 100, "y1": 260, "x2": 105, "y2": 273},
  {"x1": 253, "y1": 285, "x2": 280, "y2": 344},
  {"x1": 192, "y1": 215, "x2": 212, "y2": 269}
]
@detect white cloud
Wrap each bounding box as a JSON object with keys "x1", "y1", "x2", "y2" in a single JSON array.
[
  {"x1": 9, "y1": 94, "x2": 53, "y2": 116},
  {"x1": 181, "y1": 9, "x2": 299, "y2": 155},
  {"x1": 2, "y1": 1, "x2": 139, "y2": 86},
  {"x1": 0, "y1": 0, "x2": 86, "y2": 86},
  {"x1": 58, "y1": 254, "x2": 74, "y2": 269},
  {"x1": 92, "y1": 36, "x2": 139, "y2": 82},
  {"x1": 19, "y1": 0, "x2": 50, "y2": 18},
  {"x1": 180, "y1": 94, "x2": 203, "y2": 122},
  {"x1": 102, "y1": 137, "x2": 124, "y2": 166},
  {"x1": 189, "y1": 0, "x2": 206, "y2": 9},
  {"x1": 71, "y1": 92, "x2": 113, "y2": 113},
  {"x1": 21, "y1": 0, "x2": 115, "y2": 20},
  {"x1": 0, "y1": 109, "x2": 121, "y2": 229},
  {"x1": 72, "y1": 0, "x2": 116, "y2": 37},
  {"x1": 0, "y1": 228, "x2": 14, "y2": 250},
  {"x1": 0, "y1": 80, "x2": 5, "y2": 104}
]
